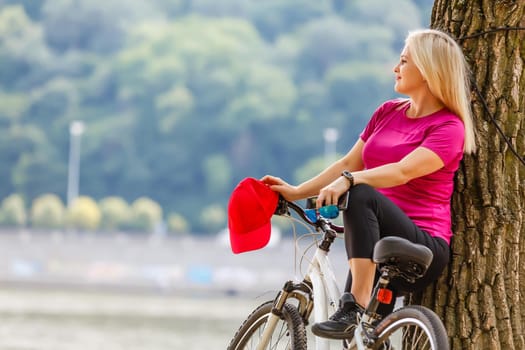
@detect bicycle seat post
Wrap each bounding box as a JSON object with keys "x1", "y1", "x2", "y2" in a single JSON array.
[{"x1": 362, "y1": 269, "x2": 393, "y2": 324}]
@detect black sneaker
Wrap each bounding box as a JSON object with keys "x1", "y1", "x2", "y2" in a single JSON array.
[{"x1": 311, "y1": 292, "x2": 364, "y2": 339}]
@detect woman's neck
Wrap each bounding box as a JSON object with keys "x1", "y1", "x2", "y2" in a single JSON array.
[{"x1": 406, "y1": 92, "x2": 444, "y2": 118}]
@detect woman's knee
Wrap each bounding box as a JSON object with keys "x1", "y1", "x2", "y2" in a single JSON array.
[{"x1": 346, "y1": 184, "x2": 376, "y2": 210}]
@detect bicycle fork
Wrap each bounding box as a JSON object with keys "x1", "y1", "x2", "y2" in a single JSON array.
[{"x1": 256, "y1": 280, "x2": 313, "y2": 350}]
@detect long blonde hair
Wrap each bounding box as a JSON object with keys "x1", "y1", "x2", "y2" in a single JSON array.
[{"x1": 405, "y1": 29, "x2": 476, "y2": 154}]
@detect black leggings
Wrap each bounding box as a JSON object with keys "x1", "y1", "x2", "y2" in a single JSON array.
[{"x1": 342, "y1": 184, "x2": 450, "y2": 297}]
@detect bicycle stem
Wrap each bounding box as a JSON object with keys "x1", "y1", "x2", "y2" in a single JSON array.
[{"x1": 317, "y1": 218, "x2": 338, "y2": 252}]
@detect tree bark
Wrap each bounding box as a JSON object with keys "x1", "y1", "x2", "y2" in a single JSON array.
[{"x1": 419, "y1": 1, "x2": 525, "y2": 349}]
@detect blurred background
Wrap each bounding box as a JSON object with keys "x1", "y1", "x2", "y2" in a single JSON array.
[{"x1": 0, "y1": 0, "x2": 433, "y2": 348}]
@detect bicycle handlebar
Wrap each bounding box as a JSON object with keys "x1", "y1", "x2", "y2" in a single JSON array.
[{"x1": 274, "y1": 196, "x2": 344, "y2": 234}]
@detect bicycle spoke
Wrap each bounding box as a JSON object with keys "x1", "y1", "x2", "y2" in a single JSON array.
[
  {"x1": 375, "y1": 306, "x2": 448, "y2": 350},
  {"x1": 401, "y1": 324, "x2": 431, "y2": 350},
  {"x1": 268, "y1": 321, "x2": 292, "y2": 349}
]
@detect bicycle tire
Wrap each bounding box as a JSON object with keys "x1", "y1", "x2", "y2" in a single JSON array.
[
  {"x1": 372, "y1": 305, "x2": 449, "y2": 350},
  {"x1": 227, "y1": 300, "x2": 307, "y2": 350}
]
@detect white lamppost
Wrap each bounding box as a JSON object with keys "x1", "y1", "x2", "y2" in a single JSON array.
[
  {"x1": 323, "y1": 128, "x2": 339, "y2": 167},
  {"x1": 67, "y1": 120, "x2": 85, "y2": 208}
]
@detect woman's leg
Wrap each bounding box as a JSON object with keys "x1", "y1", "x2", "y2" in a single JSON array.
[
  {"x1": 342, "y1": 184, "x2": 450, "y2": 304},
  {"x1": 312, "y1": 184, "x2": 450, "y2": 339},
  {"x1": 349, "y1": 258, "x2": 376, "y2": 308}
]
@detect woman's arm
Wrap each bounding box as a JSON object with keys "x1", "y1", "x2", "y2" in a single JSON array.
[
  {"x1": 352, "y1": 146, "x2": 444, "y2": 188},
  {"x1": 316, "y1": 146, "x2": 445, "y2": 206},
  {"x1": 262, "y1": 139, "x2": 365, "y2": 201}
]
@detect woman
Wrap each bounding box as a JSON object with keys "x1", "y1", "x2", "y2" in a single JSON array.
[{"x1": 261, "y1": 29, "x2": 476, "y2": 340}]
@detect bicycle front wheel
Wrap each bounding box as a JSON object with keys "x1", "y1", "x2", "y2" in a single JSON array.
[
  {"x1": 227, "y1": 300, "x2": 307, "y2": 350},
  {"x1": 372, "y1": 305, "x2": 449, "y2": 350}
]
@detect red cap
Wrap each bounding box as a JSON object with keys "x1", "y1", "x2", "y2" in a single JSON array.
[{"x1": 228, "y1": 177, "x2": 279, "y2": 254}]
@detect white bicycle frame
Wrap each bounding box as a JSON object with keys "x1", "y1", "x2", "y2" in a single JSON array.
[
  {"x1": 308, "y1": 247, "x2": 343, "y2": 350},
  {"x1": 256, "y1": 238, "x2": 343, "y2": 350}
]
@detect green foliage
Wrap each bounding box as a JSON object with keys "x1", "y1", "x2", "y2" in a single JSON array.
[
  {"x1": 250, "y1": 0, "x2": 331, "y2": 41},
  {"x1": 0, "y1": 193, "x2": 26, "y2": 227},
  {"x1": 0, "y1": 0, "x2": 431, "y2": 234},
  {"x1": 30, "y1": 193, "x2": 65, "y2": 229},
  {"x1": 167, "y1": 212, "x2": 189, "y2": 235},
  {"x1": 98, "y1": 196, "x2": 131, "y2": 231},
  {"x1": 202, "y1": 154, "x2": 232, "y2": 195},
  {"x1": 0, "y1": 0, "x2": 45, "y2": 20},
  {"x1": 339, "y1": 0, "x2": 422, "y2": 49},
  {"x1": 325, "y1": 62, "x2": 393, "y2": 117},
  {"x1": 0, "y1": 6, "x2": 52, "y2": 88},
  {"x1": 0, "y1": 91, "x2": 27, "y2": 124},
  {"x1": 127, "y1": 197, "x2": 163, "y2": 233},
  {"x1": 294, "y1": 156, "x2": 332, "y2": 184},
  {"x1": 67, "y1": 196, "x2": 101, "y2": 231},
  {"x1": 24, "y1": 78, "x2": 79, "y2": 129},
  {"x1": 40, "y1": 0, "x2": 156, "y2": 53},
  {"x1": 199, "y1": 204, "x2": 226, "y2": 233}
]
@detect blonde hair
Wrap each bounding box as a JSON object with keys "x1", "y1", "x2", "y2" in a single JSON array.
[{"x1": 405, "y1": 29, "x2": 476, "y2": 154}]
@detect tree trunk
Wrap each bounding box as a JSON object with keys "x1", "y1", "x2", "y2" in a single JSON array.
[{"x1": 418, "y1": 1, "x2": 525, "y2": 349}]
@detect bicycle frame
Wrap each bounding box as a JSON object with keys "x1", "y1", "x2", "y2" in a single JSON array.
[
  {"x1": 309, "y1": 247, "x2": 342, "y2": 350},
  {"x1": 351, "y1": 314, "x2": 376, "y2": 350},
  {"x1": 256, "y1": 218, "x2": 343, "y2": 350},
  {"x1": 234, "y1": 198, "x2": 445, "y2": 350}
]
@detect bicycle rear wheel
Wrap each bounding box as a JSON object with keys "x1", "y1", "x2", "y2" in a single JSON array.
[
  {"x1": 372, "y1": 305, "x2": 449, "y2": 350},
  {"x1": 227, "y1": 300, "x2": 307, "y2": 350}
]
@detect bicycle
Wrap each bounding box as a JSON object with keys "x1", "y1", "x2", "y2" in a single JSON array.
[{"x1": 227, "y1": 195, "x2": 449, "y2": 350}]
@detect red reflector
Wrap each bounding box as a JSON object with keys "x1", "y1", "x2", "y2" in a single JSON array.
[{"x1": 377, "y1": 288, "x2": 393, "y2": 304}]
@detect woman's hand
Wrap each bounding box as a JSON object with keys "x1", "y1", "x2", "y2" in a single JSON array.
[
  {"x1": 260, "y1": 175, "x2": 301, "y2": 201},
  {"x1": 316, "y1": 176, "x2": 350, "y2": 208}
]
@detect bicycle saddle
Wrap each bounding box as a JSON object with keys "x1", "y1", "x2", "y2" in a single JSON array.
[{"x1": 373, "y1": 236, "x2": 434, "y2": 280}]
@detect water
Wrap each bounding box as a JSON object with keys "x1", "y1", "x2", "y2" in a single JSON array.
[
  {"x1": 0, "y1": 231, "x2": 351, "y2": 349},
  {"x1": 0, "y1": 287, "x2": 257, "y2": 349}
]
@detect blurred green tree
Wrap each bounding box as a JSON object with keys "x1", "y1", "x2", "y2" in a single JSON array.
[
  {"x1": 98, "y1": 196, "x2": 131, "y2": 231},
  {"x1": 199, "y1": 204, "x2": 227, "y2": 233},
  {"x1": 40, "y1": 0, "x2": 160, "y2": 53},
  {"x1": 250, "y1": 0, "x2": 331, "y2": 41},
  {"x1": 0, "y1": 193, "x2": 27, "y2": 227},
  {"x1": 0, "y1": 0, "x2": 45, "y2": 20},
  {"x1": 340, "y1": 0, "x2": 422, "y2": 49},
  {"x1": 0, "y1": 5, "x2": 52, "y2": 89},
  {"x1": 167, "y1": 212, "x2": 190, "y2": 235},
  {"x1": 67, "y1": 196, "x2": 101, "y2": 231},
  {"x1": 30, "y1": 193, "x2": 65, "y2": 229},
  {"x1": 127, "y1": 197, "x2": 163, "y2": 233},
  {"x1": 0, "y1": 1, "x2": 430, "y2": 233},
  {"x1": 202, "y1": 154, "x2": 232, "y2": 196}
]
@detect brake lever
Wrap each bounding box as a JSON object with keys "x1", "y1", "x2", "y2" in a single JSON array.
[{"x1": 274, "y1": 195, "x2": 289, "y2": 216}]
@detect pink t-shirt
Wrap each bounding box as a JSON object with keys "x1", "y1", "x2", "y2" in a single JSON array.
[{"x1": 360, "y1": 99, "x2": 465, "y2": 244}]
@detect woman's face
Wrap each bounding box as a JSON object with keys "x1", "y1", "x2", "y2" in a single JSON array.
[{"x1": 393, "y1": 46, "x2": 426, "y2": 95}]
